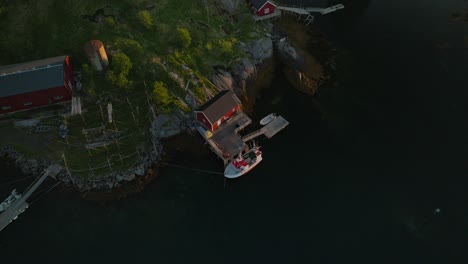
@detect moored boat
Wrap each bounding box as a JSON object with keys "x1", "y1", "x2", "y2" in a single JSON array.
[
  {"x1": 259, "y1": 113, "x2": 277, "y2": 126},
  {"x1": 224, "y1": 145, "x2": 263, "y2": 178}
]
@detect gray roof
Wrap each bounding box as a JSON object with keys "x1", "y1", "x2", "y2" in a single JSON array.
[
  {"x1": 0, "y1": 56, "x2": 66, "y2": 97},
  {"x1": 195, "y1": 90, "x2": 241, "y2": 124}
]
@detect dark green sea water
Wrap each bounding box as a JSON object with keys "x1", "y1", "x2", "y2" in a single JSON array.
[{"x1": 1, "y1": 0, "x2": 468, "y2": 263}]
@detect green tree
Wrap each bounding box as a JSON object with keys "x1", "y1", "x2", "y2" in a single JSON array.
[
  {"x1": 177, "y1": 27, "x2": 191, "y2": 49},
  {"x1": 81, "y1": 63, "x2": 92, "y2": 78},
  {"x1": 114, "y1": 38, "x2": 143, "y2": 60},
  {"x1": 153, "y1": 81, "x2": 171, "y2": 109},
  {"x1": 106, "y1": 53, "x2": 133, "y2": 90},
  {"x1": 219, "y1": 39, "x2": 233, "y2": 55},
  {"x1": 115, "y1": 72, "x2": 132, "y2": 89},
  {"x1": 137, "y1": 10, "x2": 154, "y2": 29},
  {"x1": 104, "y1": 17, "x2": 115, "y2": 27},
  {"x1": 111, "y1": 52, "x2": 132, "y2": 74},
  {"x1": 82, "y1": 63, "x2": 96, "y2": 96}
]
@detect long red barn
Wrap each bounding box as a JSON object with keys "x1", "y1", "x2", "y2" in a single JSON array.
[
  {"x1": 194, "y1": 90, "x2": 241, "y2": 132},
  {"x1": 0, "y1": 55, "x2": 73, "y2": 115}
]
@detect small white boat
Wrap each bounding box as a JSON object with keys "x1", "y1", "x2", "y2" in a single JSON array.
[
  {"x1": 224, "y1": 146, "x2": 263, "y2": 178},
  {"x1": 259, "y1": 113, "x2": 277, "y2": 126}
]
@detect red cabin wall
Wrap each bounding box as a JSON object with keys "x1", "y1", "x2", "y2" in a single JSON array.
[
  {"x1": 257, "y1": 2, "x2": 275, "y2": 16},
  {"x1": 212, "y1": 122, "x2": 219, "y2": 131},
  {"x1": 195, "y1": 105, "x2": 240, "y2": 132},
  {"x1": 63, "y1": 56, "x2": 74, "y2": 93},
  {"x1": 0, "y1": 56, "x2": 74, "y2": 115},
  {"x1": 0, "y1": 56, "x2": 73, "y2": 115},
  {"x1": 0, "y1": 86, "x2": 72, "y2": 114},
  {"x1": 210, "y1": 105, "x2": 240, "y2": 131},
  {"x1": 196, "y1": 112, "x2": 213, "y2": 131}
]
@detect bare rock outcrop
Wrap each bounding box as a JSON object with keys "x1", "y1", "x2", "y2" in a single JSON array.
[{"x1": 211, "y1": 35, "x2": 274, "y2": 97}]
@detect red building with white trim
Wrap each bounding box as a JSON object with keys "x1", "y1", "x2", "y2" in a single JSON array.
[
  {"x1": 194, "y1": 90, "x2": 241, "y2": 132},
  {"x1": 249, "y1": 0, "x2": 276, "y2": 16},
  {"x1": 0, "y1": 55, "x2": 73, "y2": 114}
]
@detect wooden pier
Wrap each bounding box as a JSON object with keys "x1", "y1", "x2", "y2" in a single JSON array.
[
  {"x1": 0, "y1": 164, "x2": 62, "y2": 232},
  {"x1": 256, "y1": 3, "x2": 345, "y2": 26},
  {"x1": 306, "y1": 4, "x2": 345, "y2": 15},
  {"x1": 196, "y1": 112, "x2": 289, "y2": 167},
  {"x1": 241, "y1": 115, "x2": 289, "y2": 142},
  {"x1": 196, "y1": 111, "x2": 252, "y2": 165},
  {"x1": 195, "y1": 92, "x2": 290, "y2": 168}
]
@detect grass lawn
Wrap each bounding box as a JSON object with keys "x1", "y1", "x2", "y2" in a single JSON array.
[{"x1": 60, "y1": 86, "x2": 154, "y2": 179}]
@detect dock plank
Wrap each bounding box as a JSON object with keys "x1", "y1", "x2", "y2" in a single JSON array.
[{"x1": 263, "y1": 116, "x2": 289, "y2": 138}]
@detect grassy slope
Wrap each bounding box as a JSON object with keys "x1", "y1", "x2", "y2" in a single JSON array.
[{"x1": 0, "y1": 0, "x2": 264, "y2": 179}]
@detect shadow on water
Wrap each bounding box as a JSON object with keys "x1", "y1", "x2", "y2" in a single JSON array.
[{"x1": 327, "y1": 0, "x2": 372, "y2": 31}]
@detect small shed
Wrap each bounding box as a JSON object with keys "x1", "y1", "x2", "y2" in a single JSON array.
[
  {"x1": 84, "y1": 40, "x2": 109, "y2": 71},
  {"x1": 249, "y1": 0, "x2": 276, "y2": 16},
  {"x1": 194, "y1": 90, "x2": 241, "y2": 132}
]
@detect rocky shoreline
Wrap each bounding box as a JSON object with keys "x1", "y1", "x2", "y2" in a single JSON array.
[
  {"x1": 0, "y1": 139, "x2": 162, "y2": 192},
  {"x1": 0, "y1": 15, "x2": 331, "y2": 195}
]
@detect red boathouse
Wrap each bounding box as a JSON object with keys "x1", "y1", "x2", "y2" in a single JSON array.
[
  {"x1": 194, "y1": 90, "x2": 241, "y2": 132},
  {"x1": 249, "y1": 0, "x2": 276, "y2": 16},
  {"x1": 0, "y1": 55, "x2": 74, "y2": 115}
]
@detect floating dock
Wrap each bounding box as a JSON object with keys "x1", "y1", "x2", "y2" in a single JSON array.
[{"x1": 241, "y1": 115, "x2": 289, "y2": 142}]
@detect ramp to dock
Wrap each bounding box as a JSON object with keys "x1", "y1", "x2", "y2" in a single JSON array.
[
  {"x1": 276, "y1": 6, "x2": 310, "y2": 15},
  {"x1": 241, "y1": 116, "x2": 289, "y2": 142},
  {"x1": 305, "y1": 4, "x2": 344, "y2": 15},
  {"x1": 0, "y1": 164, "x2": 62, "y2": 232}
]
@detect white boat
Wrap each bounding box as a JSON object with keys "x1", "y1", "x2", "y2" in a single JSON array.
[
  {"x1": 224, "y1": 146, "x2": 263, "y2": 178},
  {"x1": 259, "y1": 113, "x2": 277, "y2": 126}
]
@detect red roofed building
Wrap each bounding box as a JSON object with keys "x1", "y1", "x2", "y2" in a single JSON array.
[
  {"x1": 249, "y1": 0, "x2": 276, "y2": 16},
  {"x1": 0, "y1": 56, "x2": 73, "y2": 114},
  {"x1": 194, "y1": 90, "x2": 241, "y2": 132}
]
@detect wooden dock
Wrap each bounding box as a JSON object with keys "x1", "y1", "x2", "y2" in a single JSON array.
[
  {"x1": 273, "y1": 3, "x2": 345, "y2": 26},
  {"x1": 196, "y1": 111, "x2": 289, "y2": 168},
  {"x1": 241, "y1": 115, "x2": 289, "y2": 142},
  {"x1": 196, "y1": 111, "x2": 252, "y2": 165},
  {"x1": 305, "y1": 4, "x2": 345, "y2": 15},
  {"x1": 0, "y1": 164, "x2": 62, "y2": 232}
]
